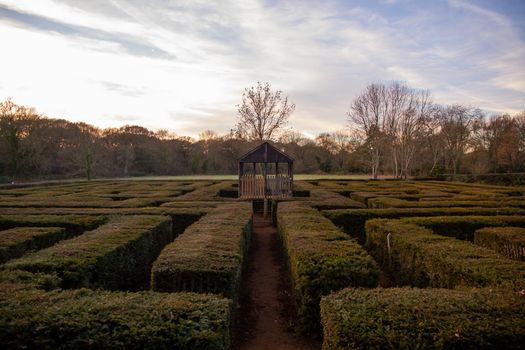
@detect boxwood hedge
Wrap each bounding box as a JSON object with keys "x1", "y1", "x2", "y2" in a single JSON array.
[
  {"x1": 0, "y1": 214, "x2": 107, "y2": 234},
  {"x1": 474, "y1": 226, "x2": 525, "y2": 261},
  {"x1": 151, "y1": 203, "x2": 252, "y2": 298},
  {"x1": 365, "y1": 219, "x2": 525, "y2": 289},
  {"x1": 323, "y1": 207, "x2": 525, "y2": 243},
  {"x1": 0, "y1": 227, "x2": 66, "y2": 264},
  {"x1": 277, "y1": 202, "x2": 379, "y2": 332},
  {"x1": 3, "y1": 215, "x2": 174, "y2": 290},
  {"x1": 401, "y1": 215, "x2": 525, "y2": 241},
  {"x1": 0, "y1": 285, "x2": 231, "y2": 350},
  {"x1": 321, "y1": 287, "x2": 525, "y2": 350}
]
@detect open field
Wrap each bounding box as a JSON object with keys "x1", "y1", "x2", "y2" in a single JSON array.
[{"x1": 0, "y1": 179, "x2": 524, "y2": 349}]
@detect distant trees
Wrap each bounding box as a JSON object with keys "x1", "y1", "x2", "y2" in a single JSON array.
[
  {"x1": 236, "y1": 82, "x2": 295, "y2": 142},
  {"x1": 435, "y1": 105, "x2": 484, "y2": 175},
  {"x1": 0, "y1": 98, "x2": 40, "y2": 182},
  {"x1": 347, "y1": 82, "x2": 432, "y2": 179},
  {"x1": 0, "y1": 94, "x2": 523, "y2": 183}
]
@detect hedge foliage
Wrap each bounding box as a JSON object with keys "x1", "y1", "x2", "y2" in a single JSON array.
[
  {"x1": 475, "y1": 226, "x2": 525, "y2": 261},
  {"x1": 369, "y1": 196, "x2": 525, "y2": 209},
  {"x1": 0, "y1": 227, "x2": 66, "y2": 264},
  {"x1": 294, "y1": 181, "x2": 365, "y2": 210},
  {"x1": 0, "y1": 285, "x2": 232, "y2": 350},
  {"x1": 151, "y1": 203, "x2": 252, "y2": 297},
  {"x1": 0, "y1": 214, "x2": 107, "y2": 233},
  {"x1": 277, "y1": 202, "x2": 379, "y2": 332},
  {"x1": 365, "y1": 219, "x2": 525, "y2": 289},
  {"x1": 3, "y1": 215, "x2": 174, "y2": 290},
  {"x1": 323, "y1": 207, "x2": 525, "y2": 243},
  {"x1": 401, "y1": 215, "x2": 525, "y2": 241},
  {"x1": 321, "y1": 287, "x2": 525, "y2": 350}
]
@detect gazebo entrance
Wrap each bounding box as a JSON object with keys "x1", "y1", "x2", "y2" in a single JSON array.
[{"x1": 238, "y1": 142, "x2": 293, "y2": 200}]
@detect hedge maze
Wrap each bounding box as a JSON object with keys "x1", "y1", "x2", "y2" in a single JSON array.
[
  {"x1": 315, "y1": 180, "x2": 525, "y2": 349},
  {"x1": 0, "y1": 180, "x2": 240, "y2": 349},
  {"x1": 1, "y1": 179, "x2": 524, "y2": 348}
]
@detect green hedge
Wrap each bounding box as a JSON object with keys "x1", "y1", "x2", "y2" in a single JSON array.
[
  {"x1": 0, "y1": 214, "x2": 107, "y2": 233},
  {"x1": 323, "y1": 207, "x2": 525, "y2": 243},
  {"x1": 475, "y1": 226, "x2": 525, "y2": 261},
  {"x1": 0, "y1": 285, "x2": 231, "y2": 350},
  {"x1": 294, "y1": 181, "x2": 365, "y2": 209},
  {"x1": 369, "y1": 197, "x2": 525, "y2": 209},
  {"x1": 365, "y1": 219, "x2": 525, "y2": 289},
  {"x1": 0, "y1": 269, "x2": 62, "y2": 291},
  {"x1": 4, "y1": 215, "x2": 175, "y2": 290},
  {"x1": 321, "y1": 287, "x2": 525, "y2": 350},
  {"x1": 151, "y1": 203, "x2": 252, "y2": 298},
  {"x1": 0, "y1": 227, "x2": 66, "y2": 264},
  {"x1": 401, "y1": 215, "x2": 525, "y2": 241},
  {"x1": 277, "y1": 202, "x2": 379, "y2": 332}
]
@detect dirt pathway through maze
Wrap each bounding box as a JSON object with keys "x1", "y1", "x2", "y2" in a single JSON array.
[{"x1": 234, "y1": 213, "x2": 320, "y2": 350}]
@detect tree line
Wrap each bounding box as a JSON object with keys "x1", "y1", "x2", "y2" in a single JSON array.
[{"x1": 0, "y1": 81, "x2": 524, "y2": 182}]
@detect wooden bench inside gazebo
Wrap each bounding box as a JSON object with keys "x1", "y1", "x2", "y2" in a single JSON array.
[{"x1": 238, "y1": 142, "x2": 293, "y2": 200}]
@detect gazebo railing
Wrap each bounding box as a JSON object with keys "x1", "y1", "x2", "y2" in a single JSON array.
[{"x1": 239, "y1": 174, "x2": 292, "y2": 199}]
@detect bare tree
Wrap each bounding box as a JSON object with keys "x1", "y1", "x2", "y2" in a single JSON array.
[
  {"x1": 348, "y1": 81, "x2": 430, "y2": 179},
  {"x1": 435, "y1": 105, "x2": 484, "y2": 175},
  {"x1": 347, "y1": 83, "x2": 388, "y2": 179},
  {"x1": 0, "y1": 98, "x2": 40, "y2": 182},
  {"x1": 236, "y1": 82, "x2": 295, "y2": 142},
  {"x1": 393, "y1": 89, "x2": 432, "y2": 178}
]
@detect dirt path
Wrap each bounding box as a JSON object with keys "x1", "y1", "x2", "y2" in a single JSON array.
[{"x1": 233, "y1": 214, "x2": 320, "y2": 350}]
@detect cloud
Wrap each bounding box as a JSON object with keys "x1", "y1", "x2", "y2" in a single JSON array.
[{"x1": 0, "y1": 0, "x2": 523, "y2": 138}]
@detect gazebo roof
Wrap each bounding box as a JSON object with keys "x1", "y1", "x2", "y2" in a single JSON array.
[{"x1": 239, "y1": 142, "x2": 293, "y2": 164}]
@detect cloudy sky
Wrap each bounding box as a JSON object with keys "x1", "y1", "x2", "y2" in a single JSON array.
[{"x1": 0, "y1": 0, "x2": 524, "y2": 138}]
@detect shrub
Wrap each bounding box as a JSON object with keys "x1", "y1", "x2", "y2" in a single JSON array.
[
  {"x1": 151, "y1": 203, "x2": 252, "y2": 298},
  {"x1": 4, "y1": 215, "x2": 174, "y2": 290},
  {"x1": 294, "y1": 181, "x2": 365, "y2": 209},
  {"x1": 369, "y1": 197, "x2": 525, "y2": 209},
  {"x1": 0, "y1": 269, "x2": 61, "y2": 291},
  {"x1": 323, "y1": 207, "x2": 525, "y2": 243},
  {"x1": 474, "y1": 226, "x2": 525, "y2": 261},
  {"x1": 321, "y1": 287, "x2": 525, "y2": 350},
  {"x1": 0, "y1": 286, "x2": 231, "y2": 350},
  {"x1": 401, "y1": 215, "x2": 525, "y2": 241},
  {"x1": 0, "y1": 227, "x2": 66, "y2": 264},
  {"x1": 0, "y1": 215, "x2": 107, "y2": 233},
  {"x1": 365, "y1": 219, "x2": 525, "y2": 289},
  {"x1": 277, "y1": 202, "x2": 379, "y2": 332}
]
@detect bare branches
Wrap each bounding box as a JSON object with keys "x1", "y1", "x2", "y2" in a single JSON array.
[{"x1": 236, "y1": 82, "x2": 295, "y2": 142}]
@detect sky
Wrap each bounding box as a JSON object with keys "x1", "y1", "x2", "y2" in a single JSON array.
[{"x1": 0, "y1": 0, "x2": 524, "y2": 139}]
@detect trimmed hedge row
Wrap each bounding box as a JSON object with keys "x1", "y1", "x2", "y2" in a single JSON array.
[
  {"x1": 475, "y1": 226, "x2": 525, "y2": 261},
  {"x1": 365, "y1": 219, "x2": 525, "y2": 289},
  {"x1": 369, "y1": 196, "x2": 525, "y2": 209},
  {"x1": 323, "y1": 207, "x2": 525, "y2": 243},
  {"x1": 0, "y1": 227, "x2": 66, "y2": 264},
  {"x1": 277, "y1": 202, "x2": 379, "y2": 332},
  {"x1": 0, "y1": 285, "x2": 232, "y2": 350},
  {"x1": 151, "y1": 203, "x2": 252, "y2": 297},
  {"x1": 3, "y1": 215, "x2": 175, "y2": 290},
  {"x1": 0, "y1": 269, "x2": 62, "y2": 291},
  {"x1": 401, "y1": 215, "x2": 525, "y2": 241},
  {"x1": 321, "y1": 287, "x2": 525, "y2": 350},
  {"x1": 0, "y1": 214, "x2": 107, "y2": 233},
  {"x1": 176, "y1": 181, "x2": 236, "y2": 201},
  {"x1": 295, "y1": 181, "x2": 365, "y2": 210}
]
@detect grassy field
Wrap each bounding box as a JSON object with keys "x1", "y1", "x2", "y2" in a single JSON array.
[{"x1": 0, "y1": 178, "x2": 524, "y2": 349}]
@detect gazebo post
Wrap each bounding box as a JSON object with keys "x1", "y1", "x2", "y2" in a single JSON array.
[
  {"x1": 275, "y1": 162, "x2": 279, "y2": 195},
  {"x1": 238, "y1": 162, "x2": 243, "y2": 198},
  {"x1": 263, "y1": 161, "x2": 268, "y2": 218}
]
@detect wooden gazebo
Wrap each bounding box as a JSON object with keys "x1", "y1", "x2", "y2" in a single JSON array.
[{"x1": 238, "y1": 142, "x2": 293, "y2": 200}]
